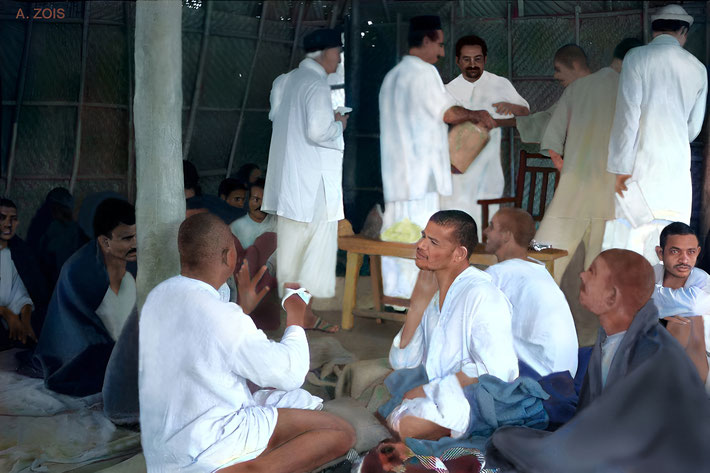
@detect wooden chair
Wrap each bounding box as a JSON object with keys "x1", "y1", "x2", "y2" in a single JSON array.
[{"x1": 478, "y1": 150, "x2": 560, "y2": 231}]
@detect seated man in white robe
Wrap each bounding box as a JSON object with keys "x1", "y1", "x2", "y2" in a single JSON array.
[
  {"x1": 383, "y1": 210, "x2": 518, "y2": 441},
  {"x1": 483, "y1": 208, "x2": 578, "y2": 377},
  {"x1": 139, "y1": 212, "x2": 355, "y2": 472},
  {"x1": 651, "y1": 222, "x2": 710, "y2": 392},
  {"x1": 230, "y1": 178, "x2": 276, "y2": 248}
]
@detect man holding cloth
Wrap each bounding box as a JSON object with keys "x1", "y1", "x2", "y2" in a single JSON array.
[{"x1": 604, "y1": 4, "x2": 707, "y2": 263}]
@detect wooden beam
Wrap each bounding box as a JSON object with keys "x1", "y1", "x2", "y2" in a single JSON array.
[
  {"x1": 69, "y1": 1, "x2": 91, "y2": 193},
  {"x1": 183, "y1": 0, "x2": 213, "y2": 159},
  {"x1": 5, "y1": 2, "x2": 34, "y2": 196},
  {"x1": 225, "y1": 1, "x2": 269, "y2": 178},
  {"x1": 125, "y1": 2, "x2": 136, "y2": 202},
  {"x1": 289, "y1": 0, "x2": 307, "y2": 69}
]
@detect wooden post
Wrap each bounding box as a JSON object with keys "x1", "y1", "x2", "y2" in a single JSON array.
[
  {"x1": 125, "y1": 2, "x2": 136, "y2": 202},
  {"x1": 288, "y1": 1, "x2": 306, "y2": 69},
  {"x1": 69, "y1": 2, "x2": 91, "y2": 193},
  {"x1": 5, "y1": 5, "x2": 33, "y2": 196},
  {"x1": 183, "y1": 0, "x2": 213, "y2": 159},
  {"x1": 133, "y1": 0, "x2": 184, "y2": 310},
  {"x1": 225, "y1": 1, "x2": 269, "y2": 178}
]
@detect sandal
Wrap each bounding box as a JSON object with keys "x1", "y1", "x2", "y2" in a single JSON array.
[{"x1": 306, "y1": 316, "x2": 340, "y2": 333}]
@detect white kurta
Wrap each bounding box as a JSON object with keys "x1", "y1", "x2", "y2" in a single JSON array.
[
  {"x1": 486, "y1": 258, "x2": 578, "y2": 377},
  {"x1": 516, "y1": 104, "x2": 556, "y2": 144},
  {"x1": 606, "y1": 35, "x2": 707, "y2": 252},
  {"x1": 139, "y1": 275, "x2": 321, "y2": 472},
  {"x1": 387, "y1": 266, "x2": 518, "y2": 434},
  {"x1": 379, "y1": 55, "x2": 457, "y2": 298},
  {"x1": 0, "y1": 248, "x2": 33, "y2": 316},
  {"x1": 535, "y1": 67, "x2": 619, "y2": 280},
  {"x1": 443, "y1": 72, "x2": 529, "y2": 236},
  {"x1": 95, "y1": 272, "x2": 136, "y2": 341},
  {"x1": 230, "y1": 214, "x2": 276, "y2": 248}
]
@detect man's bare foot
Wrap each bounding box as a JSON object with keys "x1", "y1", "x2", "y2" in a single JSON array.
[{"x1": 304, "y1": 306, "x2": 339, "y2": 333}]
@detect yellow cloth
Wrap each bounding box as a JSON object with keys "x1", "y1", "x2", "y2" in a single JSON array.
[{"x1": 380, "y1": 218, "x2": 422, "y2": 243}]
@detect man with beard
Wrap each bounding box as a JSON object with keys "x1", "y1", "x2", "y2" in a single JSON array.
[
  {"x1": 444, "y1": 35, "x2": 529, "y2": 239},
  {"x1": 487, "y1": 249, "x2": 710, "y2": 472},
  {"x1": 651, "y1": 222, "x2": 710, "y2": 392},
  {"x1": 34, "y1": 198, "x2": 138, "y2": 395}
]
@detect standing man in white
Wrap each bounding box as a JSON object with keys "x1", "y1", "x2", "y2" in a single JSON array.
[
  {"x1": 379, "y1": 15, "x2": 495, "y2": 298},
  {"x1": 444, "y1": 35, "x2": 529, "y2": 239},
  {"x1": 262, "y1": 28, "x2": 347, "y2": 329},
  {"x1": 604, "y1": 4, "x2": 707, "y2": 264}
]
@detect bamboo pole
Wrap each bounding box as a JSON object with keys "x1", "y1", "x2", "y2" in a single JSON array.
[
  {"x1": 288, "y1": 1, "x2": 306, "y2": 69},
  {"x1": 68, "y1": 1, "x2": 91, "y2": 193},
  {"x1": 125, "y1": 2, "x2": 136, "y2": 202}
]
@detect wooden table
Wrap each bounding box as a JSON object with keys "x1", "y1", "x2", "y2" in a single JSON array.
[{"x1": 337, "y1": 234, "x2": 568, "y2": 330}]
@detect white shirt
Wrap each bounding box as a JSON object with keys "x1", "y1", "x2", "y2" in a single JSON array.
[
  {"x1": 230, "y1": 214, "x2": 276, "y2": 248},
  {"x1": 540, "y1": 67, "x2": 619, "y2": 219},
  {"x1": 607, "y1": 35, "x2": 707, "y2": 223},
  {"x1": 389, "y1": 266, "x2": 519, "y2": 383},
  {"x1": 486, "y1": 258, "x2": 579, "y2": 377},
  {"x1": 379, "y1": 55, "x2": 457, "y2": 203},
  {"x1": 262, "y1": 58, "x2": 344, "y2": 223},
  {"x1": 0, "y1": 247, "x2": 33, "y2": 316},
  {"x1": 95, "y1": 272, "x2": 136, "y2": 341},
  {"x1": 601, "y1": 330, "x2": 626, "y2": 388},
  {"x1": 139, "y1": 275, "x2": 313, "y2": 472}
]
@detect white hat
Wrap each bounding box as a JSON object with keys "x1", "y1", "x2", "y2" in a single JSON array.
[{"x1": 651, "y1": 4, "x2": 694, "y2": 27}]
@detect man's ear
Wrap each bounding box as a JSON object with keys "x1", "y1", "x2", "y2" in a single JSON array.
[
  {"x1": 453, "y1": 245, "x2": 468, "y2": 263},
  {"x1": 605, "y1": 285, "x2": 618, "y2": 309},
  {"x1": 221, "y1": 247, "x2": 229, "y2": 265},
  {"x1": 655, "y1": 245, "x2": 663, "y2": 262}
]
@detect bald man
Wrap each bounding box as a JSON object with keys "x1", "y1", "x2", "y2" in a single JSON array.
[
  {"x1": 139, "y1": 213, "x2": 355, "y2": 473},
  {"x1": 488, "y1": 249, "x2": 710, "y2": 472},
  {"x1": 483, "y1": 208, "x2": 578, "y2": 377}
]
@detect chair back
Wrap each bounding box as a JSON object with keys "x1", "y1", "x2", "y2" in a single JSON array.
[{"x1": 515, "y1": 150, "x2": 561, "y2": 224}]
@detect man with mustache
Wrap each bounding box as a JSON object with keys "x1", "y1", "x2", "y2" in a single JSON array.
[
  {"x1": 34, "y1": 198, "x2": 138, "y2": 395},
  {"x1": 444, "y1": 35, "x2": 529, "y2": 239},
  {"x1": 652, "y1": 222, "x2": 710, "y2": 392}
]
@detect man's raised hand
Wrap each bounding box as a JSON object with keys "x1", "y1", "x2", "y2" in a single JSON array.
[
  {"x1": 282, "y1": 282, "x2": 307, "y2": 327},
  {"x1": 236, "y1": 260, "x2": 270, "y2": 315},
  {"x1": 469, "y1": 110, "x2": 497, "y2": 131}
]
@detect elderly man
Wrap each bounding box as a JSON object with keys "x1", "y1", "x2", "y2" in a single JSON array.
[
  {"x1": 379, "y1": 16, "x2": 496, "y2": 299},
  {"x1": 262, "y1": 28, "x2": 345, "y2": 331},
  {"x1": 483, "y1": 208, "x2": 578, "y2": 377},
  {"x1": 652, "y1": 222, "x2": 710, "y2": 392},
  {"x1": 487, "y1": 249, "x2": 710, "y2": 471},
  {"x1": 443, "y1": 35, "x2": 529, "y2": 239},
  {"x1": 34, "y1": 198, "x2": 137, "y2": 395},
  {"x1": 380, "y1": 210, "x2": 518, "y2": 441},
  {"x1": 535, "y1": 38, "x2": 642, "y2": 286},
  {"x1": 604, "y1": 4, "x2": 708, "y2": 264},
  {"x1": 496, "y1": 44, "x2": 590, "y2": 143},
  {"x1": 139, "y1": 213, "x2": 355, "y2": 472}
]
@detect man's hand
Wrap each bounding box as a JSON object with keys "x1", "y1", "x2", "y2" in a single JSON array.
[
  {"x1": 615, "y1": 174, "x2": 632, "y2": 197},
  {"x1": 468, "y1": 110, "x2": 497, "y2": 131},
  {"x1": 282, "y1": 282, "x2": 307, "y2": 327},
  {"x1": 549, "y1": 149, "x2": 563, "y2": 172},
  {"x1": 403, "y1": 384, "x2": 426, "y2": 400},
  {"x1": 335, "y1": 112, "x2": 349, "y2": 131},
  {"x1": 665, "y1": 316, "x2": 692, "y2": 348},
  {"x1": 236, "y1": 260, "x2": 270, "y2": 315},
  {"x1": 492, "y1": 102, "x2": 529, "y2": 117},
  {"x1": 1, "y1": 308, "x2": 35, "y2": 345},
  {"x1": 410, "y1": 270, "x2": 438, "y2": 312}
]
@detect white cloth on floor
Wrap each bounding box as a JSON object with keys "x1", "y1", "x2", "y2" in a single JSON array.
[
  {"x1": 443, "y1": 72, "x2": 529, "y2": 237},
  {"x1": 95, "y1": 272, "x2": 136, "y2": 342},
  {"x1": 0, "y1": 247, "x2": 33, "y2": 316},
  {"x1": 263, "y1": 58, "x2": 344, "y2": 223},
  {"x1": 606, "y1": 34, "x2": 707, "y2": 226},
  {"x1": 139, "y1": 275, "x2": 322, "y2": 472},
  {"x1": 601, "y1": 218, "x2": 671, "y2": 265},
  {"x1": 230, "y1": 214, "x2": 276, "y2": 248},
  {"x1": 486, "y1": 258, "x2": 579, "y2": 377}
]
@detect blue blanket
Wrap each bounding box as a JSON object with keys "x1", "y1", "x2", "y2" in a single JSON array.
[
  {"x1": 33, "y1": 240, "x2": 136, "y2": 396},
  {"x1": 8, "y1": 236, "x2": 50, "y2": 338}
]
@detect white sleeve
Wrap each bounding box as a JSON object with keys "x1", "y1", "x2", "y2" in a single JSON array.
[
  {"x1": 419, "y1": 69, "x2": 457, "y2": 121},
  {"x1": 540, "y1": 86, "x2": 572, "y2": 156},
  {"x1": 687, "y1": 72, "x2": 708, "y2": 142},
  {"x1": 268, "y1": 74, "x2": 288, "y2": 121},
  {"x1": 607, "y1": 59, "x2": 643, "y2": 175},
  {"x1": 8, "y1": 266, "x2": 33, "y2": 315},
  {"x1": 500, "y1": 79, "x2": 530, "y2": 109},
  {"x1": 516, "y1": 107, "x2": 554, "y2": 144},
  {"x1": 389, "y1": 318, "x2": 426, "y2": 370},
  {"x1": 653, "y1": 285, "x2": 710, "y2": 318},
  {"x1": 304, "y1": 81, "x2": 343, "y2": 146},
  {"x1": 230, "y1": 321, "x2": 310, "y2": 392}
]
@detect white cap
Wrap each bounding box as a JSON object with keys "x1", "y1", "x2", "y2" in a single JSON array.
[{"x1": 651, "y1": 4, "x2": 694, "y2": 27}]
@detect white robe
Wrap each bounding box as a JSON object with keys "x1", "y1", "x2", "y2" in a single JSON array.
[
  {"x1": 605, "y1": 35, "x2": 707, "y2": 252},
  {"x1": 139, "y1": 275, "x2": 321, "y2": 472},
  {"x1": 388, "y1": 266, "x2": 519, "y2": 434},
  {"x1": 230, "y1": 214, "x2": 276, "y2": 248},
  {"x1": 0, "y1": 248, "x2": 33, "y2": 317},
  {"x1": 378, "y1": 55, "x2": 457, "y2": 298},
  {"x1": 486, "y1": 258, "x2": 578, "y2": 377},
  {"x1": 535, "y1": 67, "x2": 619, "y2": 280},
  {"x1": 95, "y1": 272, "x2": 136, "y2": 341},
  {"x1": 443, "y1": 72, "x2": 529, "y2": 236},
  {"x1": 516, "y1": 104, "x2": 556, "y2": 144}
]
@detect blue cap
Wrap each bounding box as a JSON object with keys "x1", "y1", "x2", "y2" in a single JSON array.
[{"x1": 303, "y1": 28, "x2": 342, "y2": 52}]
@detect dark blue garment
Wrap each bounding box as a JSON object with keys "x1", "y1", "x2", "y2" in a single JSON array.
[
  {"x1": 33, "y1": 240, "x2": 136, "y2": 396},
  {"x1": 7, "y1": 236, "x2": 50, "y2": 338},
  {"x1": 186, "y1": 194, "x2": 246, "y2": 224}
]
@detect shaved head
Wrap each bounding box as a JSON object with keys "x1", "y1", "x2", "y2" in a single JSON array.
[
  {"x1": 178, "y1": 212, "x2": 234, "y2": 271},
  {"x1": 496, "y1": 208, "x2": 535, "y2": 248},
  {"x1": 599, "y1": 249, "x2": 654, "y2": 315}
]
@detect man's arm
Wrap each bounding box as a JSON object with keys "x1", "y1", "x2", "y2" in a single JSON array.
[
  {"x1": 443, "y1": 106, "x2": 496, "y2": 130},
  {"x1": 687, "y1": 73, "x2": 708, "y2": 142},
  {"x1": 304, "y1": 82, "x2": 344, "y2": 146},
  {"x1": 653, "y1": 285, "x2": 710, "y2": 318},
  {"x1": 607, "y1": 58, "x2": 642, "y2": 182}
]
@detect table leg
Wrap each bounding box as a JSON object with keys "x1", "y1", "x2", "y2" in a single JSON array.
[
  {"x1": 545, "y1": 260, "x2": 555, "y2": 279},
  {"x1": 342, "y1": 252, "x2": 363, "y2": 330},
  {"x1": 370, "y1": 255, "x2": 384, "y2": 312}
]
